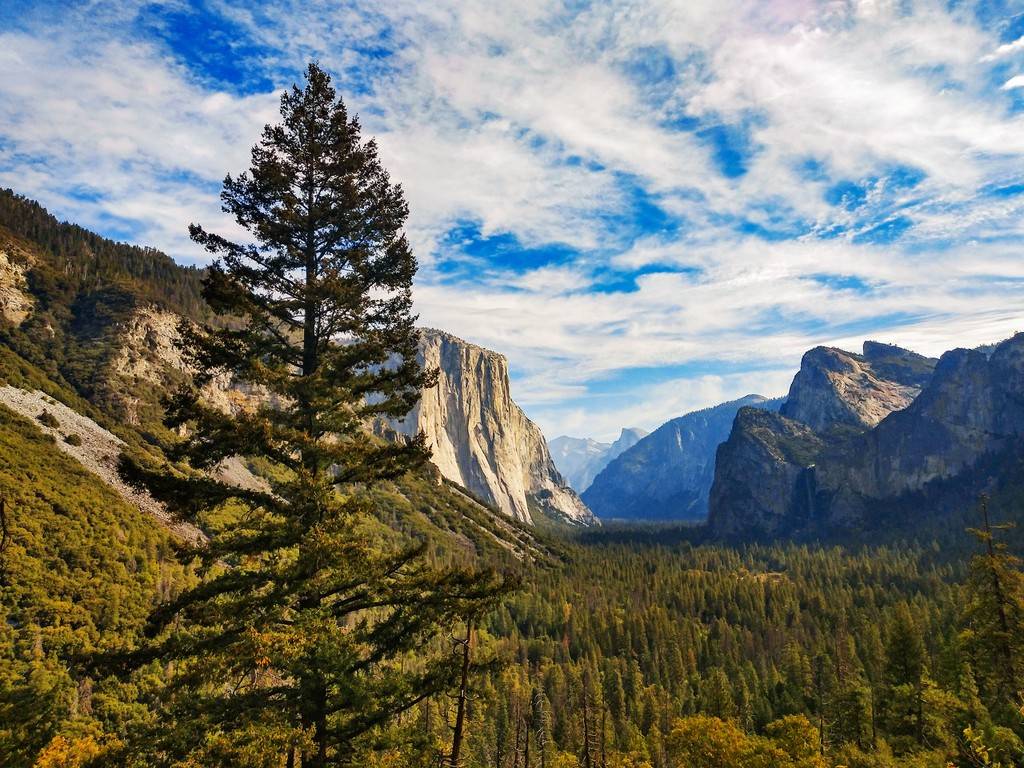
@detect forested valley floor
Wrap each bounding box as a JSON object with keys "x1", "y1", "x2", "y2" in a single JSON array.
[{"x1": 5, "y1": 407, "x2": 1022, "y2": 768}]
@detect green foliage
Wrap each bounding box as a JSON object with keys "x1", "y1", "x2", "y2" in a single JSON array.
[
  {"x1": 410, "y1": 529, "x2": 1024, "y2": 768},
  {"x1": 961, "y1": 496, "x2": 1024, "y2": 721},
  {"x1": 0, "y1": 404, "x2": 190, "y2": 767},
  {"x1": 0, "y1": 189, "x2": 208, "y2": 320},
  {"x1": 0, "y1": 191, "x2": 212, "y2": 437}
]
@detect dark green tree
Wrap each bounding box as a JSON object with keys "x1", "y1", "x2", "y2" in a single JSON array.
[
  {"x1": 117, "y1": 63, "x2": 510, "y2": 767},
  {"x1": 881, "y1": 605, "x2": 928, "y2": 750},
  {"x1": 963, "y1": 495, "x2": 1024, "y2": 722}
]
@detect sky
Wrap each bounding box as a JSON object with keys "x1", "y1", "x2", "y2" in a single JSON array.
[{"x1": 2, "y1": 0, "x2": 1024, "y2": 441}]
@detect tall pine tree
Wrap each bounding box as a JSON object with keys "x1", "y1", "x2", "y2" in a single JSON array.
[
  {"x1": 118, "y1": 63, "x2": 510, "y2": 767},
  {"x1": 963, "y1": 495, "x2": 1024, "y2": 722}
]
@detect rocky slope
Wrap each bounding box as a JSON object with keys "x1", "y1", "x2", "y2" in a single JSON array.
[
  {"x1": 387, "y1": 329, "x2": 596, "y2": 526},
  {"x1": 0, "y1": 385, "x2": 205, "y2": 545},
  {"x1": 779, "y1": 342, "x2": 936, "y2": 433},
  {"x1": 583, "y1": 395, "x2": 780, "y2": 521},
  {"x1": 550, "y1": 427, "x2": 647, "y2": 493},
  {"x1": 708, "y1": 337, "x2": 1023, "y2": 540}
]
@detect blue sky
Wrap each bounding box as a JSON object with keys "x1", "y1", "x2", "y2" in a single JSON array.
[{"x1": 2, "y1": 0, "x2": 1024, "y2": 440}]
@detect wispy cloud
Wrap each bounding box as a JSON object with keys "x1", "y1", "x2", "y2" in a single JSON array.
[
  {"x1": 1, "y1": 0, "x2": 1023, "y2": 440},
  {"x1": 981, "y1": 34, "x2": 1024, "y2": 62}
]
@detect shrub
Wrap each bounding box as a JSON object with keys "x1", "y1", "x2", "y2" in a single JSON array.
[
  {"x1": 37, "y1": 410, "x2": 59, "y2": 428},
  {"x1": 64, "y1": 433, "x2": 82, "y2": 446}
]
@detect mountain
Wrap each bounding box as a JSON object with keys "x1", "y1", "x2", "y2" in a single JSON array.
[
  {"x1": 549, "y1": 436, "x2": 611, "y2": 490},
  {"x1": 582, "y1": 394, "x2": 781, "y2": 521},
  {"x1": 550, "y1": 427, "x2": 647, "y2": 493},
  {"x1": 386, "y1": 329, "x2": 595, "y2": 525},
  {"x1": 707, "y1": 337, "x2": 1024, "y2": 540},
  {"x1": 779, "y1": 341, "x2": 937, "y2": 433},
  {"x1": 0, "y1": 189, "x2": 592, "y2": 532}
]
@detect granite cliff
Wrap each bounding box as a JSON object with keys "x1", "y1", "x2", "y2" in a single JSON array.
[
  {"x1": 779, "y1": 341, "x2": 936, "y2": 433},
  {"x1": 388, "y1": 329, "x2": 595, "y2": 526}
]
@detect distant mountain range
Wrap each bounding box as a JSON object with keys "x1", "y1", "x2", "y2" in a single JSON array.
[
  {"x1": 549, "y1": 428, "x2": 647, "y2": 493},
  {"x1": 581, "y1": 395, "x2": 781, "y2": 521},
  {"x1": 565, "y1": 333, "x2": 1022, "y2": 540}
]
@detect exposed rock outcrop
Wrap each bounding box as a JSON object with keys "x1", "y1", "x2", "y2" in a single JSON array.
[
  {"x1": 779, "y1": 342, "x2": 936, "y2": 433},
  {"x1": 102, "y1": 306, "x2": 278, "y2": 424},
  {"x1": 815, "y1": 336, "x2": 1024, "y2": 516},
  {"x1": 582, "y1": 395, "x2": 781, "y2": 522},
  {"x1": 388, "y1": 329, "x2": 596, "y2": 526},
  {"x1": 550, "y1": 427, "x2": 647, "y2": 493},
  {"x1": 0, "y1": 241, "x2": 33, "y2": 326}
]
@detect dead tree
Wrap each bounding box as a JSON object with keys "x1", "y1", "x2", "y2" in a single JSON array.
[
  {"x1": 532, "y1": 688, "x2": 550, "y2": 768},
  {"x1": 0, "y1": 496, "x2": 10, "y2": 587}
]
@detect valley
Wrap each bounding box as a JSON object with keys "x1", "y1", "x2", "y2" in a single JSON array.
[{"x1": 1, "y1": 185, "x2": 1022, "y2": 768}]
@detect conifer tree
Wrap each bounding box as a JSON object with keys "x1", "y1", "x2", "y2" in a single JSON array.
[
  {"x1": 117, "y1": 62, "x2": 509, "y2": 767},
  {"x1": 963, "y1": 495, "x2": 1024, "y2": 720},
  {"x1": 882, "y1": 605, "x2": 927, "y2": 749}
]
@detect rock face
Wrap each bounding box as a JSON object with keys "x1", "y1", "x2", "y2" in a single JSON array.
[
  {"x1": 583, "y1": 395, "x2": 780, "y2": 521},
  {"x1": 97, "y1": 306, "x2": 273, "y2": 425},
  {"x1": 550, "y1": 427, "x2": 647, "y2": 493},
  {"x1": 388, "y1": 329, "x2": 596, "y2": 526},
  {"x1": 707, "y1": 408, "x2": 824, "y2": 538},
  {"x1": 708, "y1": 336, "x2": 1024, "y2": 539},
  {"x1": 0, "y1": 239, "x2": 33, "y2": 326},
  {"x1": 816, "y1": 337, "x2": 1024, "y2": 519},
  {"x1": 779, "y1": 342, "x2": 936, "y2": 433}
]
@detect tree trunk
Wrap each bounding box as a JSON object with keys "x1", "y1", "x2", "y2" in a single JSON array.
[
  {"x1": 447, "y1": 620, "x2": 474, "y2": 767},
  {"x1": 582, "y1": 690, "x2": 593, "y2": 768}
]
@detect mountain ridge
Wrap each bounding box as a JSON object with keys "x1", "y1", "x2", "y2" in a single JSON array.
[
  {"x1": 549, "y1": 426, "x2": 647, "y2": 493},
  {"x1": 708, "y1": 336, "x2": 1023, "y2": 540}
]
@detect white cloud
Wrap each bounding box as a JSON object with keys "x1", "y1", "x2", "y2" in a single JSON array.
[
  {"x1": 1002, "y1": 75, "x2": 1024, "y2": 90},
  {"x1": 0, "y1": 28, "x2": 278, "y2": 261},
  {"x1": 981, "y1": 35, "x2": 1024, "y2": 62}
]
